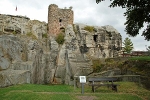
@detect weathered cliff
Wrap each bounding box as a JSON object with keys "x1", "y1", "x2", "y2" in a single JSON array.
[
  {"x1": 0, "y1": 14, "x2": 47, "y2": 39},
  {"x1": 0, "y1": 14, "x2": 122, "y2": 87}
]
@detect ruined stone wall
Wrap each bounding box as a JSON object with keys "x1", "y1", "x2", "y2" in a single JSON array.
[{"x1": 48, "y1": 4, "x2": 73, "y2": 36}]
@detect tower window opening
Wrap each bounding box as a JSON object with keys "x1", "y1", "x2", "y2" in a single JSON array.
[{"x1": 59, "y1": 18, "x2": 62, "y2": 22}]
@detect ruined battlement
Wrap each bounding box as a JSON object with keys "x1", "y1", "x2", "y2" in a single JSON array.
[{"x1": 48, "y1": 4, "x2": 73, "y2": 36}]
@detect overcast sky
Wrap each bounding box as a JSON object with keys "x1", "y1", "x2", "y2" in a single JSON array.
[{"x1": 0, "y1": 0, "x2": 149, "y2": 51}]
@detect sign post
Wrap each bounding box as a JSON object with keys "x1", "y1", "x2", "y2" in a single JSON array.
[{"x1": 79, "y1": 76, "x2": 86, "y2": 94}]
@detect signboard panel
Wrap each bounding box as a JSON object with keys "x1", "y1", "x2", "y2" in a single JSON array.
[{"x1": 79, "y1": 76, "x2": 86, "y2": 83}]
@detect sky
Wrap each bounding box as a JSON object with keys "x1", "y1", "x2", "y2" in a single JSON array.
[{"x1": 0, "y1": 0, "x2": 149, "y2": 51}]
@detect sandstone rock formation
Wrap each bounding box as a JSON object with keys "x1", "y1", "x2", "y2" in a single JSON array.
[
  {"x1": 0, "y1": 14, "x2": 47, "y2": 39},
  {"x1": 0, "y1": 4, "x2": 122, "y2": 87},
  {"x1": 74, "y1": 23, "x2": 122, "y2": 58}
]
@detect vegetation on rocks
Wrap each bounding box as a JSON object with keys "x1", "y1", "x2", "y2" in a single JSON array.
[
  {"x1": 84, "y1": 25, "x2": 95, "y2": 32},
  {"x1": 42, "y1": 33, "x2": 48, "y2": 38},
  {"x1": 92, "y1": 56, "x2": 150, "y2": 90},
  {"x1": 92, "y1": 60, "x2": 103, "y2": 72},
  {"x1": 12, "y1": 31, "x2": 16, "y2": 35},
  {"x1": 55, "y1": 33, "x2": 65, "y2": 44}
]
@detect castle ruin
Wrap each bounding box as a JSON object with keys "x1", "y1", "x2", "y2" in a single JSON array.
[{"x1": 48, "y1": 4, "x2": 73, "y2": 36}]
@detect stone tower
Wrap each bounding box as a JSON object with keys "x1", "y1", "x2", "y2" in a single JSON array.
[{"x1": 48, "y1": 4, "x2": 74, "y2": 36}]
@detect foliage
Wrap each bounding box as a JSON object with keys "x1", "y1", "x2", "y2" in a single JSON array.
[
  {"x1": 26, "y1": 32, "x2": 37, "y2": 39},
  {"x1": 42, "y1": 33, "x2": 48, "y2": 38},
  {"x1": 12, "y1": 31, "x2": 16, "y2": 35},
  {"x1": 83, "y1": 25, "x2": 95, "y2": 32},
  {"x1": 55, "y1": 33, "x2": 65, "y2": 44},
  {"x1": 121, "y1": 59, "x2": 150, "y2": 90},
  {"x1": 123, "y1": 37, "x2": 134, "y2": 53},
  {"x1": 96, "y1": 0, "x2": 150, "y2": 41},
  {"x1": 92, "y1": 58, "x2": 124, "y2": 72},
  {"x1": 92, "y1": 60, "x2": 103, "y2": 72}
]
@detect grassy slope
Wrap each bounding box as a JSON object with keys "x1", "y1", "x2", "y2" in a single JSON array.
[{"x1": 0, "y1": 82, "x2": 150, "y2": 100}]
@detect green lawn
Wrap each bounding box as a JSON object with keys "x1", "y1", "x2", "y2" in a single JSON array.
[
  {"x1": 0, "y1": 82, "x2": 150, "y2": 100},
  {"x1": 128, "y1": 56, "x2": 150, "y2": 61}
]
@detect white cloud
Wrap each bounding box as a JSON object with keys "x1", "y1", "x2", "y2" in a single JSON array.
[{"x1": 0, "y1": 0, "x2": 149, "y2": 50}]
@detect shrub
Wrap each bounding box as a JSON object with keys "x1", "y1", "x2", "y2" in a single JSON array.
[
  {"x1": 92, "y1": 60, "x2": 104, "y2": 72},
  {"x1": 83, "y1": 25, "x2": 95, "y2": 32},
  {"x1": 42, "y1": 33, "x2": 48, "y2": 38},
  {"x1": 12, "y1": 31, "x2": 16, "y2": 35},
  {"x1": 55, "y1": 33, "x2": 65, "y2": 44}
]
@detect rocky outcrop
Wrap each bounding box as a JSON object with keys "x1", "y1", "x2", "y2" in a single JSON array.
[
  {"x1": 0, "y1": 69, "x2": 30, "y2": 87},
  {"x1": 0, "y1": 14, "x2": 47, "y2": 39},
  {"x1": 74, "y1": 23, "x2": 122, "y2": 58},
  {"x1": 55, "y1": 25, "x2": 93, "y2": 84},
  {"x1": 0, "y1": 14, "x2": 122, "y2": 87},
  {"x1": 0, "y1": 34, "x2": 58, "y2": 86}
]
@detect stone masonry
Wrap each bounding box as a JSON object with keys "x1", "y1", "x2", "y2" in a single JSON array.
[{"x1": 48, "y1": 4, "x2": 73, "y2": 36}]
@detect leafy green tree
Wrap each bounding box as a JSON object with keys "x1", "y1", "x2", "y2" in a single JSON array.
[
  {"x1": 123, "y1": 37, "x2": 134, "y2": 53},
  {"x1": 96, "y1": 0, "x2": 150, "y2": 41}
]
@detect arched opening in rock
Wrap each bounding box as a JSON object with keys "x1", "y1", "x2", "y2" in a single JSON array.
[
  {"x1": 60, "y1": 27, "x2": 65, "y2": 33},
  {"x1": 93, "y1": 35, "x2": 98, "y2": 42}
]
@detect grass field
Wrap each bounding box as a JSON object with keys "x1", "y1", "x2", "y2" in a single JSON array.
[
  {"x1": 0, "y1": 82, "x2": 150, "y2": 100},
  {"x1": 128, "y1": 56, "x2": 150, "y2": 61}
]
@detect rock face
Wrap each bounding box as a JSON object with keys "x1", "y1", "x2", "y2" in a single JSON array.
[
  {"x1": 0, "y1": 34, "x2": 58, "y2": 86},
  {"x1": 74, "y1": 24, "x2": 122, "y2": 58},
  {"x1": 0, "y1": 13, "x2": 122, "y2": 87},
  {"x1": 0, "y1": 14, "x2": 47, "y2": 39},
  {"x1": 0, "y1": 69, "x2": 30, "y2": 87}
]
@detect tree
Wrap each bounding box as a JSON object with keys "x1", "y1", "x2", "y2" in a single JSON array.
[
  {"x1": 96, "y1": 0, "x2": 150, "y2": 41},
  {"x1": 123, "y1": 37, "x2": 134, "y2": 53}
]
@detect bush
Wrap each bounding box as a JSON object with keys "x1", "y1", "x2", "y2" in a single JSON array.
[
  {"x1": 42, "y1": 33, "x2": 48, "y2": 38},
  {"x1": 55, "y1": 33, "x2": 65, "y2": 44},
  {"x1": 83, "y1": 25, "x2": 95, "y2": 32},
  {"x1": 12, "y1": 31, "x2": 16, "y2": 35},
  {"x1": 92, "y1": 60, "x2": 104, "y2": 72}
]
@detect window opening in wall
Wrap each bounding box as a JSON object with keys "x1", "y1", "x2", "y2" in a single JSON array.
[
  {"x1": 59, "y1": 18, "x2": 62, "y2": 26},
  {"x1": 60, "y1": 27, "x2": 65, "y2": 33},
  {"x1": 93, "y1": 35, "x2": 98, "y2": 42},
  {"x1": 59, "y1": 18, "x2": 62, "y2": 22}
]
